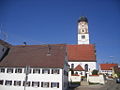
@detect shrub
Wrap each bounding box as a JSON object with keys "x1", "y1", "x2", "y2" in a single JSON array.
[{"x1": 92, "y1": 69, "x2": 98, "y2": 75}]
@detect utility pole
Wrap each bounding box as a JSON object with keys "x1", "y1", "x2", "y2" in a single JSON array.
[{"x1": 24, "y1": 66, "x2": 30, "y2": 90}]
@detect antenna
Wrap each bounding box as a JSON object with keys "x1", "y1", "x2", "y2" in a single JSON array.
[{"x1": 0, "y1": 24, "x2": 8, "y2": 41}]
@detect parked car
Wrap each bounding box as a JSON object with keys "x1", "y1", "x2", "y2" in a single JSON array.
[{"x1": 116, "y1": 78, "x2": 120, "y2": 83}]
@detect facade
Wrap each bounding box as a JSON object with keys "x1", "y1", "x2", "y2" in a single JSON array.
[
  {"x1": 0, "y1": 39, "x2": 11, "y2": 61},
  {"x1": 99, "y1": 63, "x2": 118, "y2": 76},
  {"x1": 0, "y1": 44, "x2": 69, "y2": 90},
  {"x1": 68, "y1": 16, "x2": 96, "y2": 77},
  {"x1": 78, "y1": 16, "x2": 89, "y2": 44}
]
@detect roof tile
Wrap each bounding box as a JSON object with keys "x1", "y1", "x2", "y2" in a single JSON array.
[
  {"x1": 0, "y1": 44, "x2": 66, "y2": 68},
  {"x1": 74, "y1": 65, "x2": 84, "y2": 71},
  {"x1": 67, "y1": 44, "x2": 96, "y2": 61},
  {"x1": 100, "y1": 64, "x2": 118, "y2": 70}
]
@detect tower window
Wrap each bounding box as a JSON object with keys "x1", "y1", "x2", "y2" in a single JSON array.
[{"x1": 81, "y1": 35, "x2": 85, "y2": 39}]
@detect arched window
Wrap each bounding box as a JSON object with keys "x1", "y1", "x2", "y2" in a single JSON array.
[{"x1": 85, "y1": 64, "x2": 88, "y2": 72}]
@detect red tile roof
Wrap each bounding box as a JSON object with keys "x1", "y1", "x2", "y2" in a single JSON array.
[
  {"x1": 67, "y1": 44, "x2": 96, "y2": 61},
  {"x1": 74, "y1": 65, "x2": 84, "y2": 71},
  {"x1": 0, "y1": 44, "x2": 67, "y2": 68},
  {"x1": 100, "y1": 64, "x2": 118, "y2": 70}
]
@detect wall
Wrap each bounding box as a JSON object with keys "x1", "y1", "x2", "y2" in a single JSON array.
[
  {"x1": 0, "y1": 67, "x2": 63, "y2": 90},
  {"x1": 69, "y1": 76, "x2": 81, "y2": 83},
  {"x1": 69, "y1": 61, "x2": 96, "y2": 73},
  {"x1": 87, "y1": 74, "x2": 105, "y2": 84},
  {"x1": 68, "y1": 71, "x2": 81, "y2": 82}
]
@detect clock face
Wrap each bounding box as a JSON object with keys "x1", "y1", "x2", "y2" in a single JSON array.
[{"x1": 78, "y1": 21, "x2": 88, "y2": 34}]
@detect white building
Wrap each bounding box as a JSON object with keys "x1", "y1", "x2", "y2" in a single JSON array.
[
  {"x1": 0, "y1": 39, "x2": 11, "y2": 61},
  {"x1": 99, "y1": 63, "x2": 118, "y2": 77},
  {"x1": 0, "y1": 44, "x2": 69, "y2": 90},
  {"x1": 68, "y1": 16, "x2": 96, "y2": 77}
]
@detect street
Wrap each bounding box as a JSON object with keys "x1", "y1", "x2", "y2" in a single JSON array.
[{"x1": 68, "y1": 80, "x2": 120, "y2": 90}]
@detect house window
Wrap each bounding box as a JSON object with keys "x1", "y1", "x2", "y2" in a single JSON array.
[
  {"x1": 51, "y1": 82, "x2": 59, "y2": 88},
  {"x1": 7, "y1": 68, "x2": 13, "y2": 73},
  {"x1": 15, "y1": 68, "x2": 22, "y2": 73},
  {"x1": 42, "y1": 69, "x2": 50, "y2": 74},
  {"x1": 32, "y1": 81, "x2": 39, "y2": 87},
  {"x1": 41, "y1": 82, "x2": 49, "y2": 88},
  {"x1": 71, "y1": 64, "x2": 74, "y2": 69},
  {"x1": 23, "y1": 81, "x2": 30, "y2": 87},
  {"x1": 0, "y1": 80, "x2": 4, "y2": 85},
  {"x1": 51, "y1": 69, "x2": 59, "y2": 74},
  {"x1": 5, "y1": 80, "x2": 12, "y2": 86},
  {"x1": 0, "y1": 68, "x2": 5, "y2": 73},
  {"x1": 14, "y1": 81, "x2": 21, "y2": 86},
  {"x1": 33, "y1": 68, "x2": 40, "y2": 74}
]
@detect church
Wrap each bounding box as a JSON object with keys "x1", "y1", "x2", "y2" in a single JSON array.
[
  {"x1": 0, "y1": 16, "x2": 97, "y2": 90},
  {"x1": 67, "y1": 16, "x2": 96, "y2": 77}
]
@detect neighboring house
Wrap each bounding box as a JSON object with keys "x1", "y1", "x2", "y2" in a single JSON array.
[
  {"x1": 112, "y1": 65, "x2": 120, "y2": 78},
  {"x1": 0, "y1": 39, "x2": 11, "y2": 61},
  {"x1": 99, "y1": 63, "x2": 118, "y2": 76},
  {"x1": 0, "y1": 44, "x2": 69, "y2": 90}
]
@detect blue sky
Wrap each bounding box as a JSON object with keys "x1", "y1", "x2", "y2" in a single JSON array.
[{"x1": 0, "y1": 0, "x2": 120, "y2": 64}]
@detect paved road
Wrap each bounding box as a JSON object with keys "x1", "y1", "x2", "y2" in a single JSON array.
[{"x1": 68, "y1": 79, "x2": 120, "y2": 90}]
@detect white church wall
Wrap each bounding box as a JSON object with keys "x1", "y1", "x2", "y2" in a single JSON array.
[{"x1": 68, "y1": 61, "x2": 96, "y2": 72}]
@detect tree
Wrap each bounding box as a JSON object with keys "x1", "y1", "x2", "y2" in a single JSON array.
[{"x1": 92, "y1": 70, "x2": 98, "y2": 75}]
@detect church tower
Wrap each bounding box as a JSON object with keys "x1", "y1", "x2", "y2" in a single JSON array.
[{"x1": 78, "y1": 16, "x2": 90, "y2": 44}]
